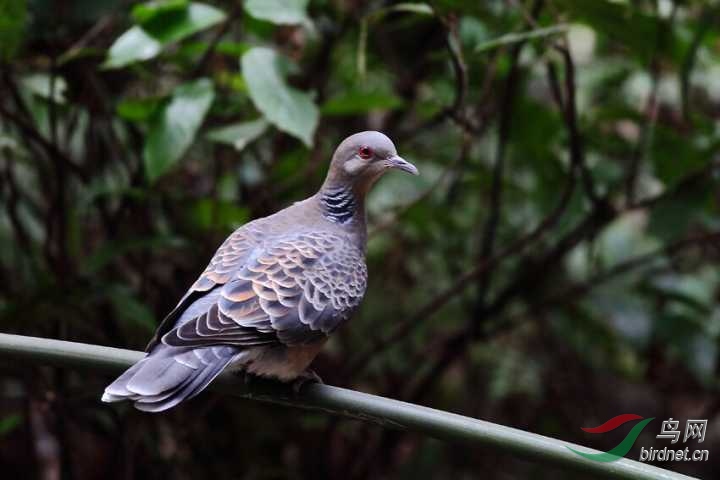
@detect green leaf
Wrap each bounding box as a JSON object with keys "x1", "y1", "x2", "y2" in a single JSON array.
[
  {"x1": 206, "y1": 118, "x2": 268, "y2": 151},
  {"x1": 21, "y1": 73, "x2": 67, "y2": 104},
  {"x1": 132, "y1": 0, "x2": 188, "y2": 24},
  {"x1": 215, "y1": 71, "x2": 246, "y2": 92},
  {"x1": 556, "y1": 0, "x2": 662, "y2": 62},
  {"x1": 474, "y1": 24, "x2": 569, "y2": 53},
  {"x1": 591, "y1": 285, "x2": 653, "y2": 346},
  {"x1": 140, "y1": 2, "x2": 226, "y2": 44},
  {"x1": 384, "y1": 2, "x2": 433, "y2": 16},
  {"x1": 647, "y1": 177, "x2": 716, "y2": 243},
  {"x1": 656, "y1": 308, "x2": 720, "y2": 385},
  {"x1": 357, "y1": 17, "x2": 368, "y2": 78},
  {"x1": 368, "y1": 2, "x2": 434, "y2": 21},
  {"x1": 241, "y1": 47, "x2": 318, "y2": 146},
  {"x1": 0, "y1": 0, "x2": 27, "y2": 61},
  {"x1": 652, "y1": 269, "x2": 719, "y2": 315},
  {"x1": 103, "y1": 2, "x2": 226, "y2": 69},
  {"x1": 103, "y1": 26, "x2": 162, "y2": 69},
  {"x1": 651, "y1": 126, "x2": 715, "y2": 187},
  {"x1": 116, "y1": 97, "x2": 162, "y2": 122},
  {"x1": 143, "y1": 78, "x2": 215, "y2": 181},
  {"x1": 243, "y1": 0, "x2": 309, "y2": 25},
  {"x1": 0, "y1": 414, "x2": 22, "y2": 436},
  {"x1": 459, "y1": 16, "x2": 489, "y2": 48},
  {"x1": 596, "y1": 213, "x2": 661, "y2": 267},
  {"x1": 191, "y1": 198, "x2": 249, "y2": 230},
  {"x1": 215, "y1": 40, "x2": 250, "y2": 57},
  {"x1": 322, "y1": 91, "x2": 404, "y2": 115}
]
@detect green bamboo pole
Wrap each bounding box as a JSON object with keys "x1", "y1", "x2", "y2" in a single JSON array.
[{"x1": 0, "y1": 333, "x2": 696, "y2": 480}]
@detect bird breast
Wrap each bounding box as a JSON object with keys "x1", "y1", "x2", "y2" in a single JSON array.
[{"x1": 234, "y1": 340, "x2": 328, "y2": 381}]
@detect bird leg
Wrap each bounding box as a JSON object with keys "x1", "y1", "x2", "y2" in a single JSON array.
[
  {"x1": 291, "y1": 369, "x2": 323, "y2": 395},
  {"x1": 233, "y1": 369, "x2": 260, "y2": 387}
]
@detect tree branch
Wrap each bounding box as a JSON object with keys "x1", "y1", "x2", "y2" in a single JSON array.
[
  {"x1": 0, "y1": 102, "x2": 87, "y2": 182},
  {"x1": 474, "y1": 229, "x2": 720, "y2": 345},
  {"x1": 542, "y1": 230, "x2": 720, "y2": 308},
  {"x1": 473, "y1": 0, "x2": 546, "y2": 311},
  {"x1": 475, "y1": 37, "x2": 521, "y2": 291},
  {"x1": 552, "y1": 44, "x2": 600, "y2": 205}
]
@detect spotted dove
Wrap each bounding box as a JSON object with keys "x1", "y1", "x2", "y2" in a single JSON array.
[{"x1": 102, "y1": 131, "x2": 418, "y2": 411}]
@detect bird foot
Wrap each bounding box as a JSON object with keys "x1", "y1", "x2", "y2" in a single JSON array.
[
  {"x1": 291, "y1": 369, "x2": 323, "y2": 396},
  {"x1": 233, "y1": 369, "x2": 259, "y2": 387}
]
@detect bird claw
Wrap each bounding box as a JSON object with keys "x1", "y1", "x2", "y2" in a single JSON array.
[
  {"x1": 291, "y1": 369, "x2": 323, "y2": 396},
  {"x1": 233, "y1": 369, "x2": 257, "y2": 387}
]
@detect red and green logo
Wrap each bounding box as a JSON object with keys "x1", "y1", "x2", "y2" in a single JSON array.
[{"x1": 568, "y1": 414, "x2": 654, "y2": 462}]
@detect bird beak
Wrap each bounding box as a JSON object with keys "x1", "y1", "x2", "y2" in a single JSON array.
[{"x1": 386, "y1": 155, "x2": 419, "y2": 175}]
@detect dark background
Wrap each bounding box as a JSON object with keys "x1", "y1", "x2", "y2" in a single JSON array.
[{"x1": 0, "y1": 0, "x2": 719, "y2": 478}]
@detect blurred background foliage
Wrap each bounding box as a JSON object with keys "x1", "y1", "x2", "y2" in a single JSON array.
[{"x1": 0, "y1": 0, "x2": 719, "y2": 478}]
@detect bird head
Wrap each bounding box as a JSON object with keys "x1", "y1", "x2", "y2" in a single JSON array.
[{"x1": 323, "y1": 131, "x2": 418, "y2": 195}]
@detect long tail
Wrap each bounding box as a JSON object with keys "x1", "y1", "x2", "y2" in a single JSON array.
[{"x1": 102, "y1": 345, "x2": 238, "y2": 412}]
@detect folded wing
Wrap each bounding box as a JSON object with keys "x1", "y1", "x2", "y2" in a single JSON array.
[{"x1": 161, "y1": 231, "x2": 368, "y2": 348}]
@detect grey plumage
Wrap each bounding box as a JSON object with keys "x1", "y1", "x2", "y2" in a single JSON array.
[
  {"x1": 103, "y1": 345, "x2": 237, "y2": 412},
  {"x1": 102, "y1": 131, "x2": 418, "y2": 411}
]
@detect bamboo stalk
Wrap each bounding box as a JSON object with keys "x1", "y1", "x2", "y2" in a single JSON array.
[{"x1": 0, "y1": 333, "x2": 695, "y2": 480}]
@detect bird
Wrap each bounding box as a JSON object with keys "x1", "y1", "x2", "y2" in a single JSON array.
[{"x1": 102, "y1": 131, "x2": 418, "y2": 412}]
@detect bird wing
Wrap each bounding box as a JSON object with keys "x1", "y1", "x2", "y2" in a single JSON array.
[
  {"x1": 146, "y1": 221, "x2": 267, "y2": 351},
  {"x1": 160, "y1": 231, "x2": 367, "y2": 348}
]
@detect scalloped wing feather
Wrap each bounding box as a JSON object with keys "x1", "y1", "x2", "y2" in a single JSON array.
[
  {"x1": 161, "y1": 231, "x2": 367, "y2": 348},
  {"x1": 146, "y1": 220, "x2": 268, "y2": 351}
]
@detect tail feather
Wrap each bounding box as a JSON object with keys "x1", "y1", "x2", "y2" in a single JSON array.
[
  {"x1": 102, "y1": 346, "x2": 238, "y2": 412},
  {"x1": 134, "y1": 359, "x2": 228, "y2": 412},
  {"x1": 102, "y1": 358, "x2": 150, "y2": 399},
  {"x1": 126, "y1": 357, "x2": 194, "y2": 396}
]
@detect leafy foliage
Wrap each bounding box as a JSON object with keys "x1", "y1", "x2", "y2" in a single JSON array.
[
  {"x1": 241, "y1": 47, "x2": 319, "y2": 146},
  {"x1": 104, "y1": 1, "x2": 226, "y2": 68},
  {"x1": 143, "y1": 78, "x2": 215, "y2": 181},
  {"x1": 244, "y1": 0, "x2": 310, "y2": 26}
]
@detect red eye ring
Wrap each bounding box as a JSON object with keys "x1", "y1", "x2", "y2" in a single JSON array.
[{"x1": 358, "y1": 146, "x2": 373, "y2": 159}]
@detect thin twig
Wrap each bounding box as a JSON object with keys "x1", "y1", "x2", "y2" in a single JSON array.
[
  {"x1": 407, "y1": 229, "x2": 719, "y2": 402},
  {"x1": 474, "y1": 0, "x2": 546, "y2": 304},
  {"x1": 625, "y1": 3, "x2": 677, "y2": 205},
  {"x1": 443, "y1": 14, "x2": 468, "y2": 121},
  {"x1": 546, "y1": 230, "x2": 720, "y2": 306},
  {"x1": 0, "y1": 154, "x2": 31, "y2": 248},
  {"x1": 472, "y1": 35, "x2": 524, "y2": 309},
  {"x1": 402, "y1": 190, "x2": 616, "y2": 401},
  {"x1": 553, "y1": 44, "x2": 600, "y2": 205},
  {"x1": 546, "y1": 61, "x2": 565, "y2": 111},
  {"x1": 626, "y1": 159, "x2": 718, "y2": 211},
  {"x1": 680, "y1": 8, "x2": 715, "y2": 123},
  {"x1": 479, "y1": 229, "x2": 720, "y2": 344},
  {"x1": 0, "y1": 102, "x2": 87, "y2": 182},
  {"x1": 58, "y1": 15, "x2": 115, "y2": 64},
  {"x1": 346, "y1": 138, "x2": 583, "y2": 376},
  {"x1": 191, "y1": 5, "x2": 242, "y2": 77}
]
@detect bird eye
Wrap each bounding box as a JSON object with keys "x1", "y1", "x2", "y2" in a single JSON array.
[{"x1": 358, "y1": 146, "x2": 373, "y2": 159}]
